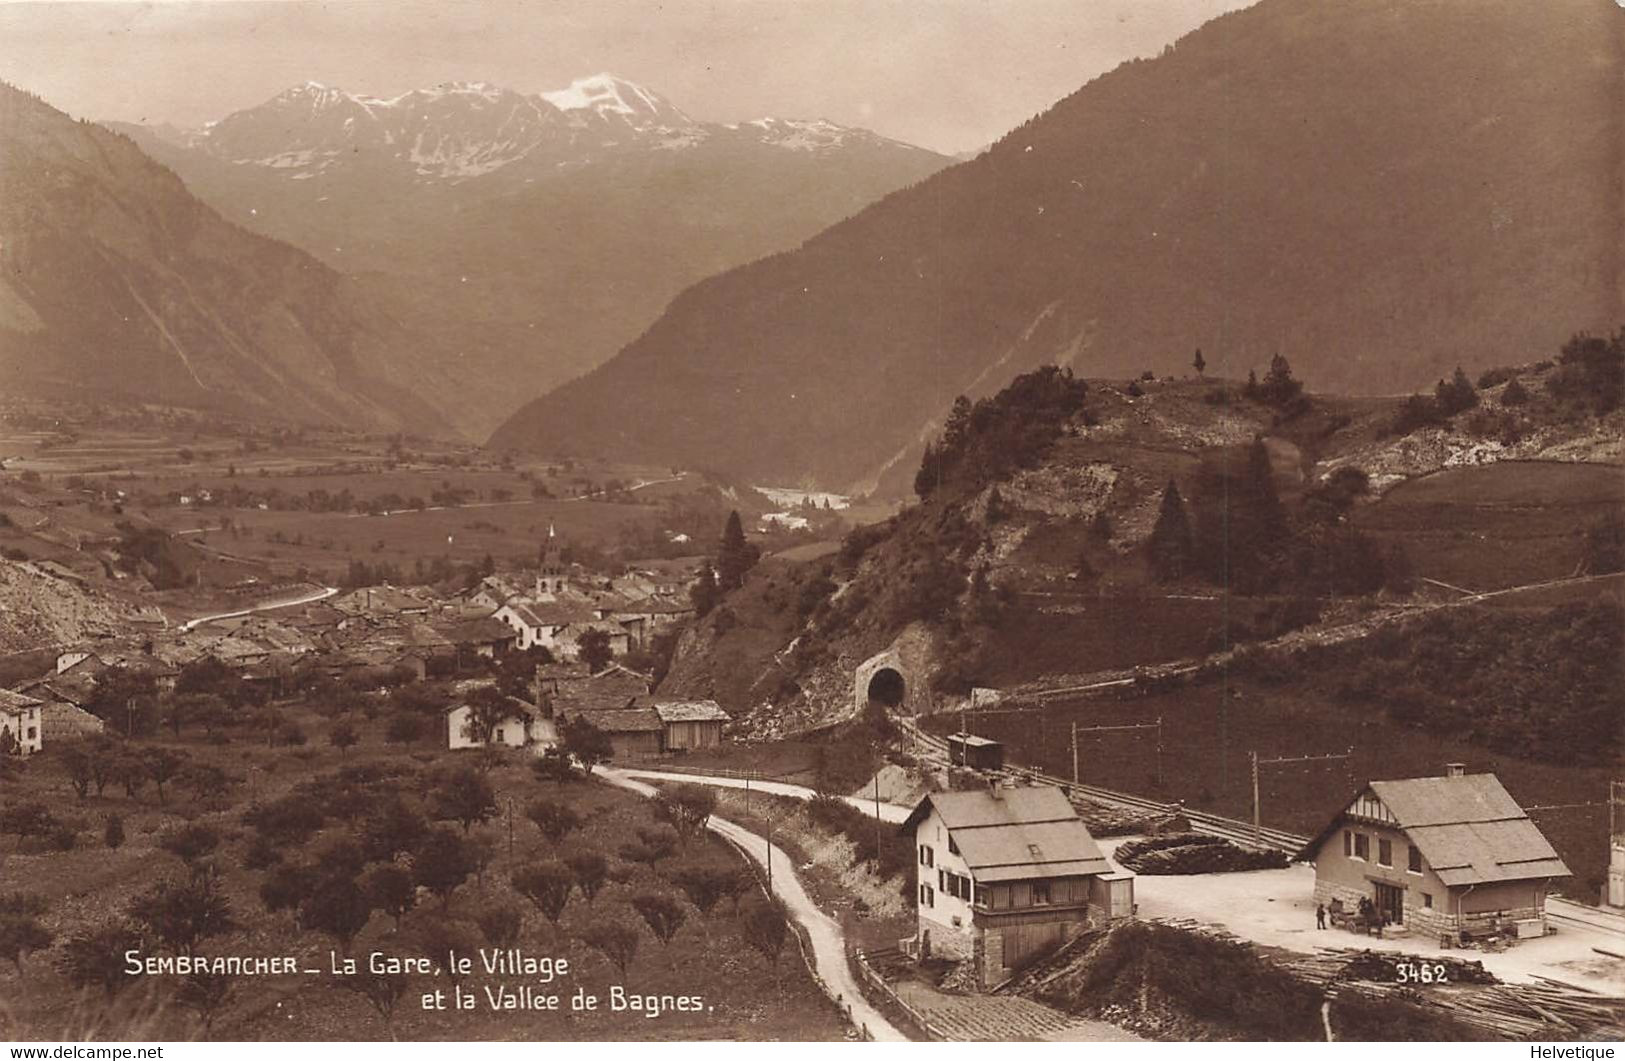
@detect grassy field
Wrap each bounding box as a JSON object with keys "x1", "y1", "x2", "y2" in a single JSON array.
[
  {"x1": 163, "y1": 497, "x2": 659, "y2": 579},
  {"x1": 0, "y1": 699, "x2": 847, "y2": 1042},
  {"x1": 924, "y1": 675, "x2": 1617, "y2": 904},
  {"x1": 1354, "y1": 461, "x2": 1623, "y2": 591}
]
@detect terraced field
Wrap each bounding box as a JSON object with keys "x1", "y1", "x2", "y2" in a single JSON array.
[{"x1": 1353, "y1": 461, "x2": 1622, "y2": 590}]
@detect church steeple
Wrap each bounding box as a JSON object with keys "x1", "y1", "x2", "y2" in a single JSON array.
[{"x1": 537, "y1": 522, "x2": 565, "y2": 598}]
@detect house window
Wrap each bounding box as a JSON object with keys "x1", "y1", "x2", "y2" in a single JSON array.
[
  {"x1": 493, "y1": 730, "x2": 506, "y2": 744},
  {"x1": 1353, "y1": 833, "x2": 1369, "y2": 861},
  {"x1": 919, "y1": 845, "x2": 934, "y2": 867},
  {"x1": 919, "y1": 884, "x2": 934, "y2": 908},
  {"x1": 1343, "y1": 830, "x2": 1352, "y2": 856},
  {"x1": 1408, "y1": 845, "x2": 1423, "y2": 874},
  {"x1": 1377, "y1": 839, "x2": 1392, "y2": 867},
  {"x1": 1422, "y1": 893, "x2": 1433, "y2": 909},
  {"x1": 1032, "y1": 881, "x2": 1052, "y2": 906},
  {"x1": 938, "y1": 869, "x2": 946, "y2": 891}
]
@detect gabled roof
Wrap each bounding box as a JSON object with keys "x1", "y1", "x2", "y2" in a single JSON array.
[
  {"x1": 0, "y1": 688, "x2": 44, "y2": 713},
  {"x1": 1299, "y1": 774, "x2": 1571, "y2": 886},
  {"x1": 501, "y1": 601, "x2": 596, "y2": 628},
  {"x1": 435, "y1": 617, "x2": 520, "y2": 645},
  {"x1": 901, "y1": 786, "x2": 1110, "y2": 883},
  {"x1": 653, "y1": 700, "x2": 730, "y2": 724},
  {"x1": 569, "y1": 707, "x2": 663, "y2": 733}
]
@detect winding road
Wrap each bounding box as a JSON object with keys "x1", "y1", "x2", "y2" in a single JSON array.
[
  {"x1": 601, "y1": 769, "x2": 909, "y2": 1042},
  {"x1": 178, "y1": 584, "x2": 338, "y2": 632},
  {"x1": 613, "y1": 768, "x2": 912, "y2": 823}
]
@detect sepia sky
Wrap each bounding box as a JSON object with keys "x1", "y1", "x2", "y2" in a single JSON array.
[{"x1": 0, "y1": 0, "x2": 1252, "y2": 155}]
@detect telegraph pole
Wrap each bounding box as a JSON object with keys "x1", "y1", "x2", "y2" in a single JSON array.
[
  {"x1": 1251, "y1": 752, "x2": 1260, "y2": 843},
  {"x1": 874, "y1": 759, "x2": 883, "y2": 874},
  {"x1": 1251, "y1": 748, "x2": 1353, "y2": 845},
  {"x1": 1069, "y1": 719, "x2": 1164, "y2": 787}
]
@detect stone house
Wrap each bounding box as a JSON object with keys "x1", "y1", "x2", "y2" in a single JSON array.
[
  {"x1": 1297, "y1": 766, "x2": 1571, "y2": 944},
  {"x1": 443, "y1": 682, "x2": 559, "y2": 753},
  {"x1": 901, "y1": 784, "x2": 1127, "y2": 986},
  {"x1": 0, "y1": 689, "x2": 45, "y2": 756}
]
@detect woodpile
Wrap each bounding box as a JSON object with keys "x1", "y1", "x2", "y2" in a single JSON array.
[
  {"x1": 1075, "y1": 801, "x2": 1180, "y2": 837},
  {"x1": 1281, "y1": 946, "x2": 1625, "y2": 1040},
  {"x1": 1283, "y1": 948, "x2": 1497, "y2": 986},
  {"x1": 1116, "y1": 832, "x2": 1290, "y2": 874}
]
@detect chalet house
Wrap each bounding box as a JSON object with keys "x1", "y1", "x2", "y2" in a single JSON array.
[
  {"x1": 901, "y1": 785, "x2": 1129, "y2": 986},
  {"x1": 1297, "y1": 766, "x2": 1571, "y2": 944},
  {"x1": 653, "y1": 700, "x2": 730, "y2": 752},
  {"x1": 0, "y1": 689, "x2": 45, "y2": 756}
]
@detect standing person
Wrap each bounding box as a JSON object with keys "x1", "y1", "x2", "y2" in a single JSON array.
[{"x1": 1315, "y1": 903, "x2": 1326, "y2": 930}]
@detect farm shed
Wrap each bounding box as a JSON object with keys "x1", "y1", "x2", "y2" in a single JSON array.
[
  {"x1": 569, "y1": 707, "x2": 664, "y2": 759},
  {"x1": 653, "y1": 700, "x2": 730, "y2": 751}
]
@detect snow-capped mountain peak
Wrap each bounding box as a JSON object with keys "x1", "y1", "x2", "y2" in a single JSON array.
[
  {"x1": 167, "y1": 75, "x2": 920, "y2": 183},
  {"x1": 540, "y1": 73, "x2": 690, "y2": 129}
]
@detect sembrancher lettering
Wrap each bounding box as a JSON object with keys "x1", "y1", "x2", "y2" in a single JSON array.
[
  {"x1": 124, "y1": 948, "x2": 571, "y2": 981},
  {"x1": 124, "y1": 951, "x2": 301, "y2": 976}
]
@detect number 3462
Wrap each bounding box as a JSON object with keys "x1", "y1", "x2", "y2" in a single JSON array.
[{"x1": 1395, "y1": 962, "x2": 1449, "y2": 984}]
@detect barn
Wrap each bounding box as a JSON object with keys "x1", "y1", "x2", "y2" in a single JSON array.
[{"x1": 653, "y1": 700, "x2": 730, "y2": 752}]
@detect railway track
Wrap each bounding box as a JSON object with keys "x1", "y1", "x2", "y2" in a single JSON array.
[{"x1": 898, "y1": 718, "x2": 1308, "y2": 854}]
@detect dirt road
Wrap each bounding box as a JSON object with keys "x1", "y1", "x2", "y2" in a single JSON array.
[
  {"x1": 601, "y1": 769, "x2": 909, "y2": 1041},
  {"x1": 178, "y1": 584, "x2": 338, "y2": 632},
  {"x1": 613, "y1": 768, "x2": 912, "y2": 823}
]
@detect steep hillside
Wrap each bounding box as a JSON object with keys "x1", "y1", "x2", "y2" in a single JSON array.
[
  {"x1": 0, "y1": 83, "x2": 448, "y2": 433},
  {"x1": 492, "y1": 0, "x2": 1622, "y2": 489},
  {"x1": 0, "y1": 559, "x2": 153, "y2": 653},
  {"x1": 114, "y1": 77, "x2": 950, "y2": 438},
  {"x1": 660, "y1": 350, "x2": 1622, "y2": 735}
]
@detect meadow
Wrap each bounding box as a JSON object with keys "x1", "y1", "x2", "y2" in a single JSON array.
[{"x1": 1354, "y1": 461, "x2": 1623, "y2": 590}]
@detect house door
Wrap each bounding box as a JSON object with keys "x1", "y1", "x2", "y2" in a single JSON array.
[{"x1": 1374, "y1": 882, "x2": 1404, "y2": 926}]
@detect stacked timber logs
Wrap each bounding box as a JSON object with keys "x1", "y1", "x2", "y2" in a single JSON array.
[{"x1": 1115, "y1": 832, "x2": 1290, "y2": 873}]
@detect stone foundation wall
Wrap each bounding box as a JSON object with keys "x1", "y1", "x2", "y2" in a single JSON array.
[
  {"x1": 1314, "y1": 879, "x2": 1368, "y2": 916},
  {"x1": 1403, "y1": 904, "x2": 1458, "y2": 943},
  {"x1": 918, "y1": 915, "x2": 976, "y2": 961}
]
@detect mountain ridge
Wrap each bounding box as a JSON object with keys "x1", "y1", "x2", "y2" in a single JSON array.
[
  {"x1": 0, "y1": 82, "x2": 449, "y2": 433},
  {"x1": 114, "y1": 74, "x2": 951, "y2": 438},
  {"x1": 488, "y1": 0, "x2": 1624, "y2": 491}
]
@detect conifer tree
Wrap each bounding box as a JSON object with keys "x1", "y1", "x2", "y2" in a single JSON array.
[
  {"x1": 1147, "y1": 481, "x2": 1195, "y2": 581},
  {"x1": 715, "y1": 511, "x2": 759, "y2": 591}
]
